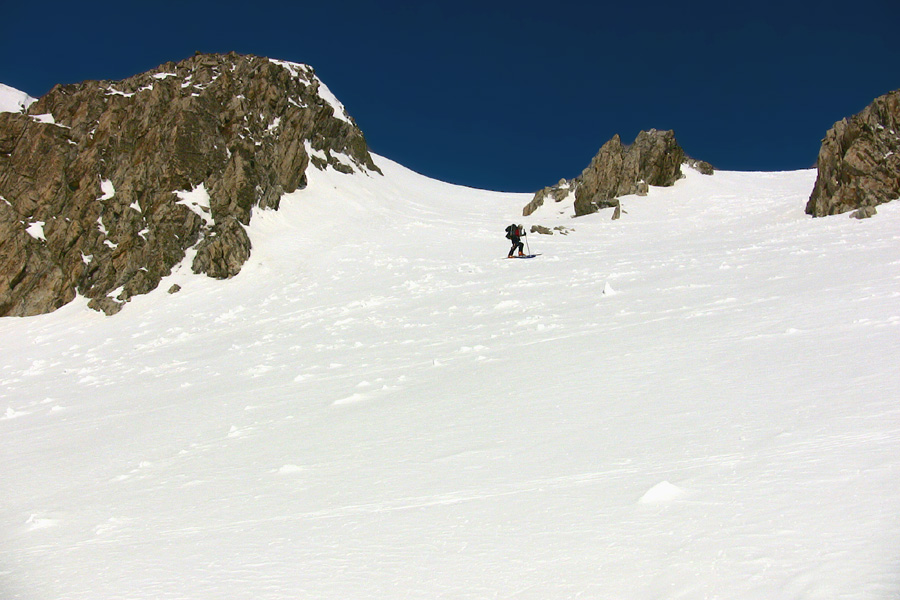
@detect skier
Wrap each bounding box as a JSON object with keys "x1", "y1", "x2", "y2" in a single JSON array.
[{"x1": 505, "y1": 223, "x2": 526, "y2": 258}]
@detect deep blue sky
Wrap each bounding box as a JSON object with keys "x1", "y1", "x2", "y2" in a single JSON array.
[{"x1": 2, "y1": 0, "x2": 897, "y2": 192}]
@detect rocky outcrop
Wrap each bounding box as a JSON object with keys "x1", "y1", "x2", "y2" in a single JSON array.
[
  {"x1": 530, "y1": 225, "x2": 572, "y2": 235},
  {"x1": 523, "y1": 179, "x2": 574, "y2": 217},
  {"x1": 0, "y1": 52, "x2": 380, "y2": 316},
  {"x1": 806, "y1": 90, "x2": 900, "y2": 217},
  {"x1": 525, "y1": 129, "x2": 699, "y2": 218},
  {"x1": 685, "y1": 158, "x2": 715, "y2": 176}
]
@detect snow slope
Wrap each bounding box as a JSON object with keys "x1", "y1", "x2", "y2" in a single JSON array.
[
  {"x1": 0, "y1": 84, "x2": 36, "y2": 113},
  {"x1": 2, "y1": 156, "x2": 899, "y2": 600}
]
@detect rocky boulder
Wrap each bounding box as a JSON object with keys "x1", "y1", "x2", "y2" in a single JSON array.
[
  {"x1": 525, "y1": 129, "x2": 697, "y2": 218},
  {"x1": 0, "y1": 52, "x2": 380, "y2": 316},
  {"x1": 806, "y1": 89, "x2": 900, "y2": 217}
]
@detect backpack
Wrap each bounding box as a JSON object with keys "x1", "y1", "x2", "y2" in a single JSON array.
[{"x1": 505, "y1": 224, "x2": 524, "y2": 239}]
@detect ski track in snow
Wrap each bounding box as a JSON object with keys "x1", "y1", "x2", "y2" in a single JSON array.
[{"x1": 2, "y1": 159, "x2": 900, "y2": 599}]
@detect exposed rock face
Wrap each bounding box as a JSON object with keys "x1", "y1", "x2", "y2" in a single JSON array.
[
  {"x1": 525, "y1": 129, "x2": 695, "y2": 218},
  {"x1": 806, "y1": 90, "x2": 900, "y2": 217},
  {"x1": 0, "y1": 52, "x2": 380, "y2": 316}
]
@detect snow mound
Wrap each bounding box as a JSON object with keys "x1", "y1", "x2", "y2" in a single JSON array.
[{"x1": 638, "y1": 481, "x2": 689, "y2": 504}]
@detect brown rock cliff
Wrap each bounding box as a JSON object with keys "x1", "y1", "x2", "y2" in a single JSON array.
[
  {"x1": 0, "y1": 52, "x2": 380, "y2": 316},
  {"x1": 807, "y1": 90, "x2": 900, "y2": 218}
]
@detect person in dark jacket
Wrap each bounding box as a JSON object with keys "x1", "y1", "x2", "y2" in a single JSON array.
[{"x1": 505, "y1": 224, "x2": 525, "y2": 257}]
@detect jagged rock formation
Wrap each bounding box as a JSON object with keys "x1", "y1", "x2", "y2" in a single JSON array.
[
  {"x1": 524, "y1": 129, "x2": 706, "y2": 218},
  {"x1": 806, "y1": 90, "x2": 900, "y2": 218},
  {"x1": 0, "y1": 52, "x2": 380, "y2": 316}
]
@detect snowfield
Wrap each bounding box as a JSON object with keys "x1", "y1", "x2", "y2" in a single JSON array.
[
  {"x1": 0, "y1": 84, "x2": 36, "y2": 114},
  {"x1": 2, "y1": 155, "x2": 899, "y2": 599}
]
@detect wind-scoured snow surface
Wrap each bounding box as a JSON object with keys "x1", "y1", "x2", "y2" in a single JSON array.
[{"x1": 2, "y1": 157, "x2": 899, "y2": 599}]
